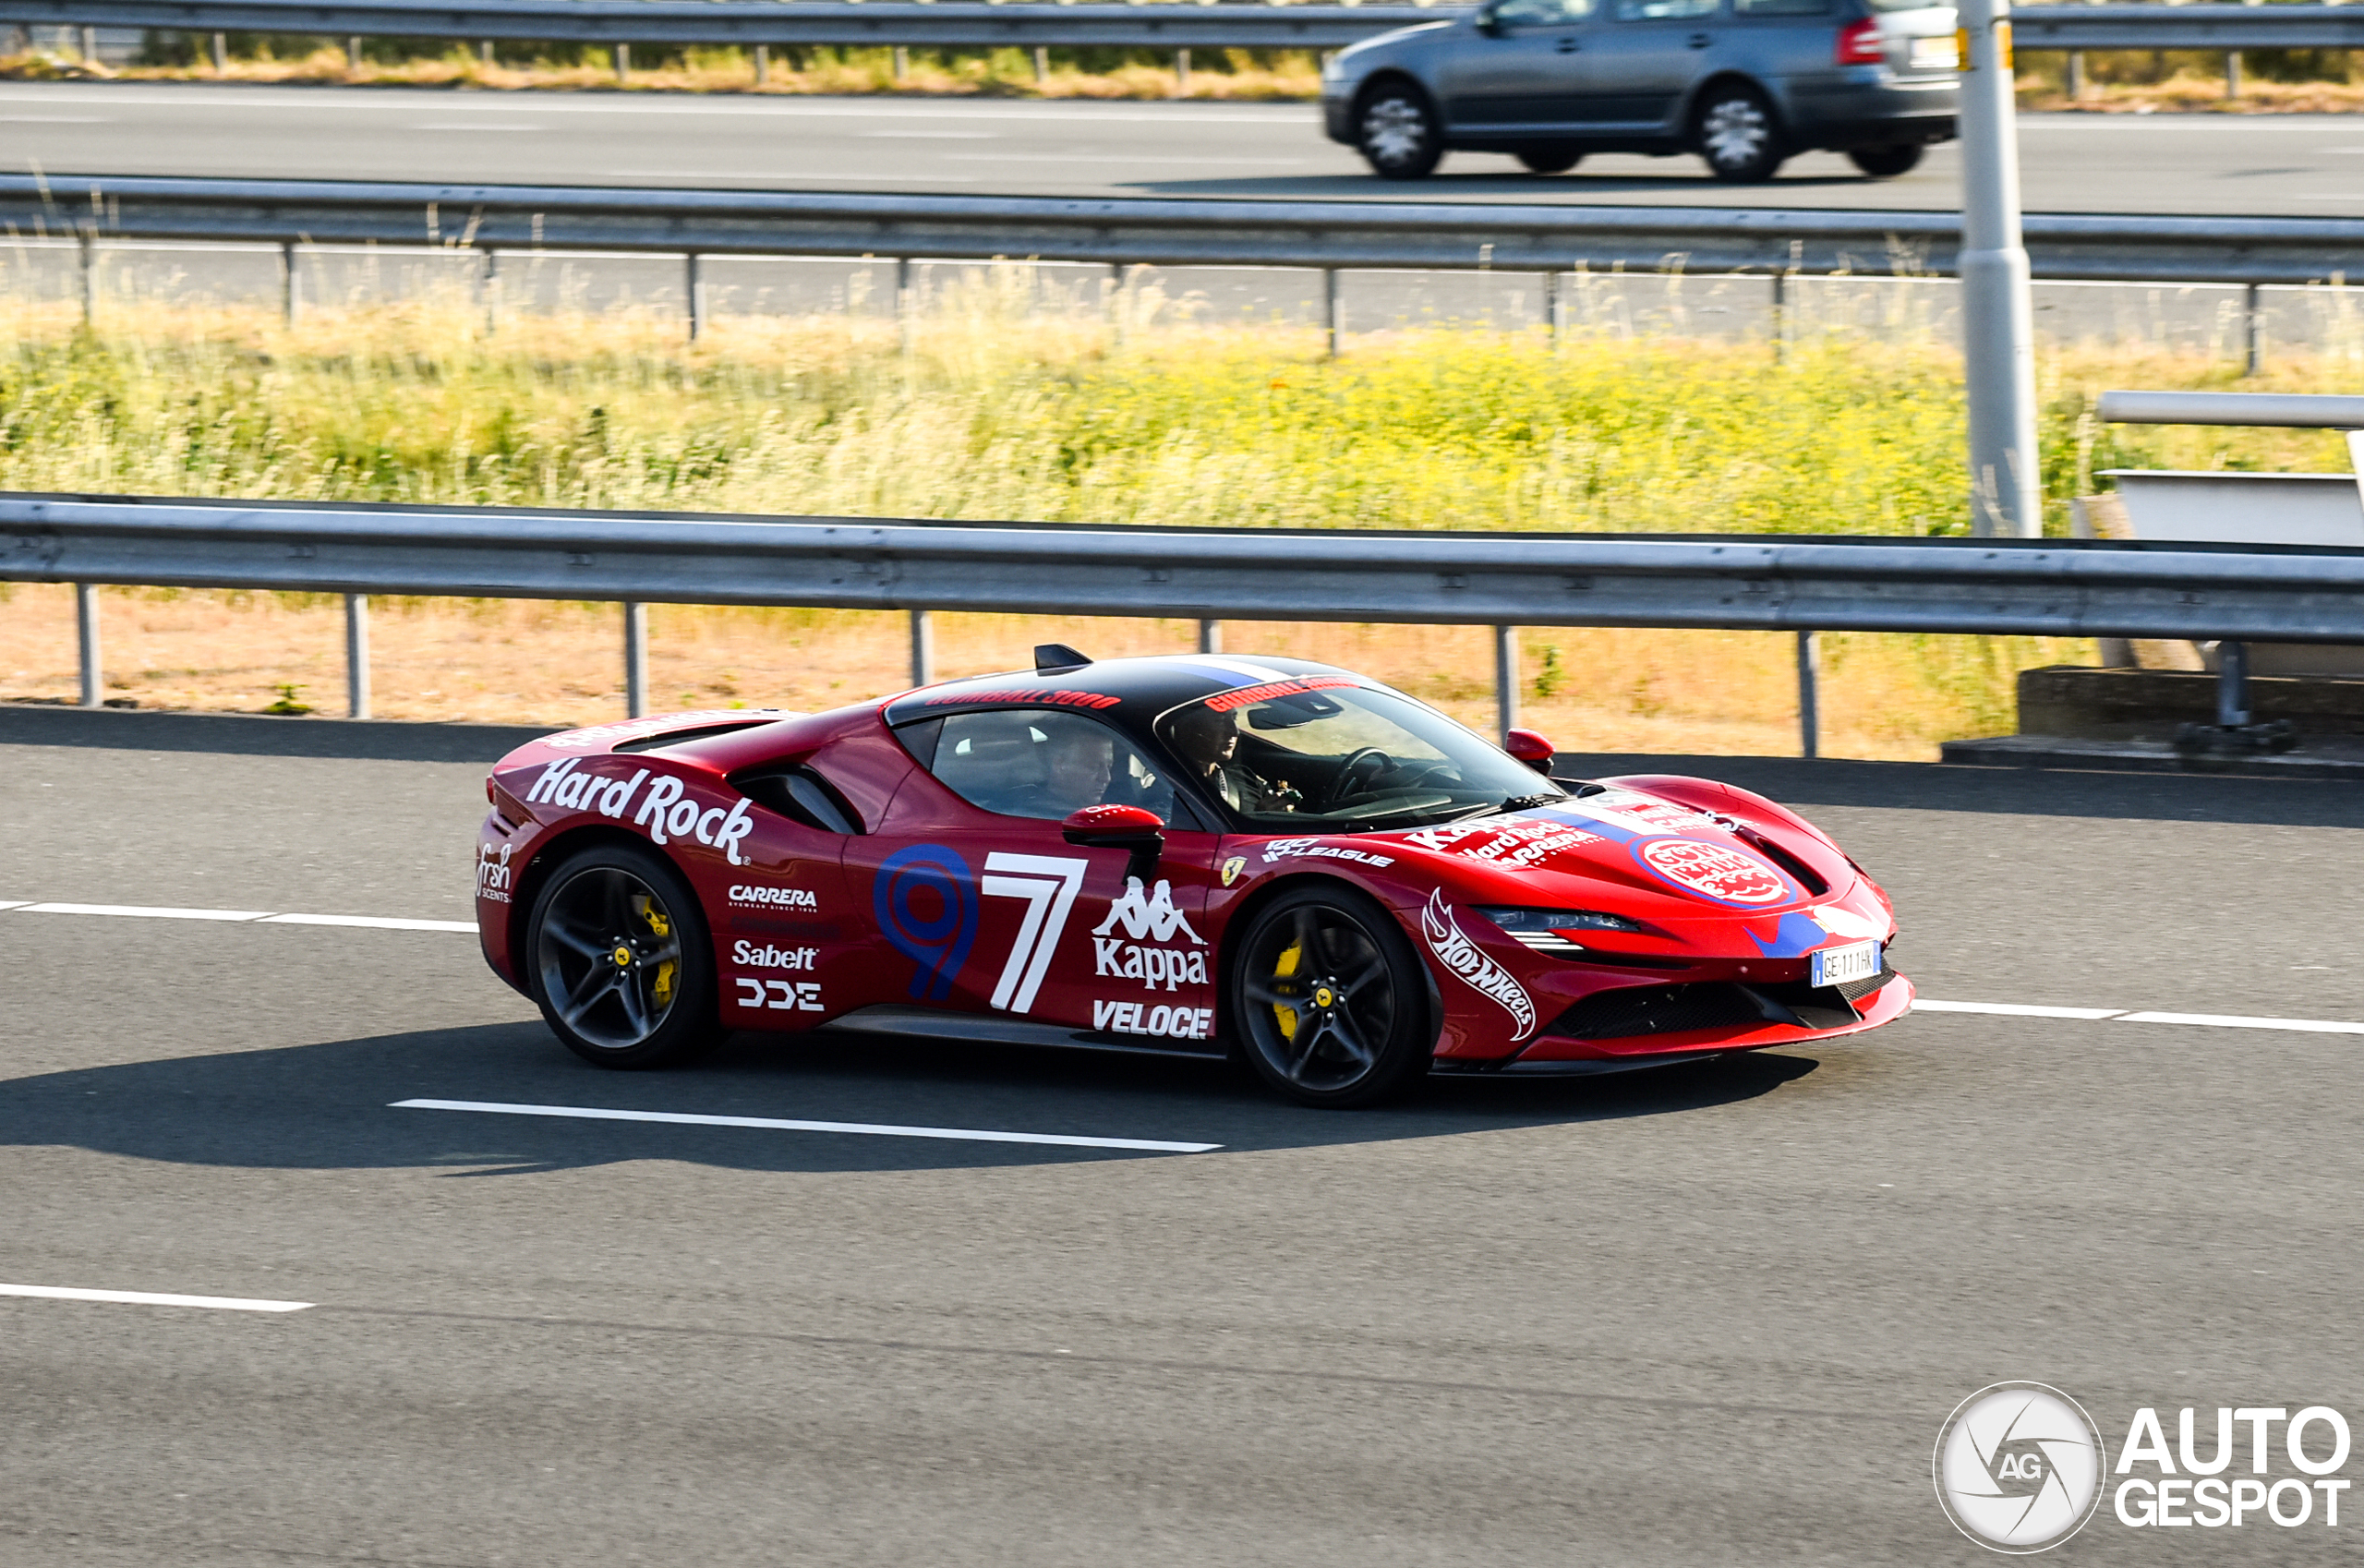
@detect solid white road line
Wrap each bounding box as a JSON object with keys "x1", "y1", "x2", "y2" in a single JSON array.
[
  {"x1": 393, "y1": 1098, "x2": 1221, "y2": 1153},
  {"x1": 0, "y1": 1283, "x2": 313, "y2": 1312},
  {"x1": 2113, "y1": 1010, "x2": 2364, "y2": 1035},
  {"x1": 1912, "y1": 999, "x2": 2129, "y2": 1020},
  {"x1": 260, "y1": 912, "x2": 478, "y2": 932},
  {"x1": 17, "y1": 902, "x2": 271, "y2": 921}
]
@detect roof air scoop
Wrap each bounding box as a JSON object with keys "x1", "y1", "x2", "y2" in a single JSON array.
[{"x1": 1034, "y1": 644, "x2": 1092, "y2": 672}]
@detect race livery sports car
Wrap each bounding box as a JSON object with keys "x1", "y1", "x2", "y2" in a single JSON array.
[{"x1": 474, "y1": 648, "x2": 1911, "y2": 1106}]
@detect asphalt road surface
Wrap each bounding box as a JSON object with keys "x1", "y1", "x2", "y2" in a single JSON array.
[
  {"x1": 5, "y1": 80, "x2": 2362, "y2": 215},
  {"x1": 5, "y1": 701, "x2": 2364, "y2": 1565}
]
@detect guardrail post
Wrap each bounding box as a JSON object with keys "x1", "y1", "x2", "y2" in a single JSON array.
[
  {"x1": 1493, "y1": 624, "x2": 1519, "y2": 744},
  {"x1": 211, "y1": 31, "x2": 227, "y2": 72},
  {"x1": 78, "y1": 24, "x2": 94, "y2": 59},
  {"x1": 893, "y1": 46, "x2": 909, "y2": 81},
  {"x1": 1197, "y1": 619, "x2": 1222, "y2": 655},
  {"x1": 477, "y1": 40, "x2": 493, "y2": 66},
  {"x1": 2217, "y1": 639, "x2": 2250, "y2": 728},
  {"x1": 613, "y1": 43, "x2": 630, "y2": 82},
  {"x1": 78, "y1": 231, "x2": 95, "y2": 328},
  {"x1": 909, "y1": 609, "x2": 935, "y2": 686},
  {"x1": 1107, "y1": 262, "x2": 1125, "y2": 345},
  {"x1": 2066, "y1": 50, "x2": 2084, "y2": 100},
  {"x1": 75, "y1": 585, "x2": 101, "y2": 709},
  {"x1": 1032, "y1": 46, "x2": 1048, "y2": 85},
  {"x1": 2243, "y1": 282, "x2": 2263, "y2": 376},
  {"x1": 686, "y1": 252, "x2": 706, "y2": 342},
  {"x1": 1175, "y1": 48, "x2": 1190, "y2": 95},
  {"x1": 1542, "y1": 271, "x2": 1560, "y2": 347},
  {"x1": 1324, "y1": 269, "x2": 1343, "y2": 359},
  {"x1": 897, "y1": 257, "x2": 916, "y2": 356},
  {"x1": 2225, "y1": 51, "x2": 2242, "y2": 99},
  {"x1": 344, "y1": 35, "x2": 361, "y2": 69},
  {"x1": 344, "y1": 594, "x2": 370, "y2": 719},
  {"x1": 754, "y1": 44, "x2": 768, "y2": 85},
  {"x1": 1796, "y1": 629, "x2": 1820, "y2": 759},
  {"x1": 623, "y1": 602, "x2": 648, "y2": 718},
  {"x1": 480, "y1": 248, "x2": 499, "y2": 334},
  {"x1": 1770, "y1": 270, "x2": 1785, "y2": 364},
  {"x1": 281, "y1": 240, "x2": 300, "y2": 328}
]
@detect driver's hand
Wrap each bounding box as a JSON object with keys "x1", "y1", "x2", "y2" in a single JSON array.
[{"x1": 1269, "y1": 779, "x2": 1302, "y2": 811}]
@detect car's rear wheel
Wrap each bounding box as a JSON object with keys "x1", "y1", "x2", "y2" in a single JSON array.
[
  {"x1": 1515, "y1": 145, "x2": 1583, "y2": 175},
  {"x1": 1847, "y1": 143, "x2": 1924, "y2": 178},
  {"x1": 1230, "y1": 884, "x2": 1432, "y2": 1107},
  {"x1": 1356, "y1": 84, "x2": 1444, "y2": 180},
  {"x1": 1695, "y1": 85, "x2": 1785, "y2": 184},
  {"x1": 528, "y1": 841, "x2": 721, "y2": 1068}
]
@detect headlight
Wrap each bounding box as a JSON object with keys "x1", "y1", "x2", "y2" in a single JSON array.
[
  {"x1": 1321, "y1": 51, "x2": 1347, "y2": 81},
  {"x1": 1477, "y1": 907, "x2": 1645, "y2": 935}
]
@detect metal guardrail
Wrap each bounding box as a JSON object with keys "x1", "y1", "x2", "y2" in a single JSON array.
[
  {"x1": 19, "y1": 174, "x2": 2364, "y2": 288},
  {"x1": 2100, "y1": 391, "x2": 2364, "y2": 430},
  {"x1": 1, "y1": 0, "x2": 2354, "y2": 52},
  {"x1": 7, "y1": 492, "x2": 2363, "y2": 753}
]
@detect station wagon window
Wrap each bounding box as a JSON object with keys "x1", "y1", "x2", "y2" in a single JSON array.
[
  {"x1": 1734, "y1": 0, "x2": 1830, "y2": 13},
  {"x1": 1613, "y1": 0, "x2": 1719, "y2": 18},
  {"x1": 1487, "y1": 0, "x2": 1595, "y2": 25},
  {"x1": 922, "y1": 708, "x2": 1176, "y2": 824}
]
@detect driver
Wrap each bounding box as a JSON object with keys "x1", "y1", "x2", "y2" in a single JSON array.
[
  {"x1": 1009, "y1": 722, "x2": 1118, "y2": 821},
  {"x1": 1167, "y1": 704, "x2": 1301, "y2": 814}
]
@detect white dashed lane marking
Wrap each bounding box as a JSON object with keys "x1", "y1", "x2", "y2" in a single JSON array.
[
  {"x1": 0, "y1": 1283, "x2": 313, "y2": 1312},
  {"x1": 8, "y1": 900, "x2": 2361, "y2": 1040},
  {"x1": 394, "y1": 1099, "x2": 1222, "y2": 1154}
]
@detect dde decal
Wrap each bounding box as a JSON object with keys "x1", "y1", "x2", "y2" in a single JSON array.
[
  {"x1": 735, "y1": 977, "x2": 824, "y2": 1012},
  {"x1": 1091, "y1": 877, "x2": 1209, "y2": 993},
  {"x1": 1420, "y1": 889, "x2": 1538, "y2": 1041},
  {"x1": 524, "y1": 758, "x2": 756, "y2": 866}
]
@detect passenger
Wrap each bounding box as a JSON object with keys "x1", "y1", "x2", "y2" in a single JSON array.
[
  {"x1": 1011, "y1": 724, "x2": 1118, "y2": 820},
  {"x1": 1167, "y1": 704, "x2": 1301, "y2": 814}
]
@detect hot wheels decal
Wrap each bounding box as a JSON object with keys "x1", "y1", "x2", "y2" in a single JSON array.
[
  {"x1": 1420, "y1": 889, "x2": 1538, "y2": 1042},
  {"x1": 874, "y1": 844, "x2": 980, "y2": 1002},
  {"x1": 1634, "y1": 838, "x2": 1791, "y2": 907}
]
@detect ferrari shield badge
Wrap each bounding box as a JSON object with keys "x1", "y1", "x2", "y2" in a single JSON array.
[{"x1": 1220, "y1": 856, "x2": 1247, "y2": 887}]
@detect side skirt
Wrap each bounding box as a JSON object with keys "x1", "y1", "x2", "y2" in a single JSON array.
[{"x1": 825, "y1": 1005, "x2": 1225, "y2": 1061}]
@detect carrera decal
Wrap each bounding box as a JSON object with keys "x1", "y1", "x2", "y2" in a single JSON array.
[
  {"x1": 923, "y1": 687, "x2": 1121, "y2": 710},
  {"x1": 1634, "y1": 838, "x2": 1792, "y2": 907},
  {"x1": 980, "y1": 853, "x2": 1091, "y2": 1015},
  {"x1": 1092, "y1": 877, "x2": 1209, "y2": 994},
  {"x1": 874, "y1": 844, "x2": 980, "y2": 1002},
  {"x1": 1420, "y1": 889, "x2": 1538, "y2": 1042},
  {"x1": 1203, "y1": 675, "x2": 1362, "y2": 714},
  {"x1": 728, "y1": 883, "x2": 818, "y2": 911}
]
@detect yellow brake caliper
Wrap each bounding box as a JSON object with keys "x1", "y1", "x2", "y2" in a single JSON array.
[
  {"x1": 1272, "y1": 940, "x2": 1303, "y2": 1042},
  {"x1": 632, "y1": 895, "x2": 678, "y2": 1010}
]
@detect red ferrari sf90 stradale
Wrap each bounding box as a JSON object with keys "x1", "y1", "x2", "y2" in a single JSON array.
[{"x1": 475, "y1": 647, "x2": 1909, "y2": 1106}]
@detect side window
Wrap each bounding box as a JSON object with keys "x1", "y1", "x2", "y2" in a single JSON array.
[
  {"x1": 732, "y1": 765, "x2": 864, "y2": 835},
  {"x1": 927, "y1": 709, "x2": 1175, "y2": 824},
  {"x1": 1614, "y1": 0, "x2": 1718, "y2": 18},
  {"x1": 1492, "y1": 0, "x2": 1594, "y2": 23},
  {"x1": 1735, "y1": 0, "x2": 1828, "y2": 12}
]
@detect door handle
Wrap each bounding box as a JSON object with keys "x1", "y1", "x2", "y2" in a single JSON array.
[
  {"x1": 1555, "y1": 35, "x2": 1581, "y2": 50},
  {"x1": 1687, "y1": 30, "x2": 1712, "y2": 45}
]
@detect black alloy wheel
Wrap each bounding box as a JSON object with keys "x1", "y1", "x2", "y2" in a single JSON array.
[
  {"x1": 528, "y1": 841, "x2": 721, "y2": 1068},
  {"x1": 1694, "y1": 84, "x2": 1785, "y2": 184},
  {"x1": 1847, "y1": 143, "x2": 1924, "y2": 179},
  {"x1": 1231, "y1": 884, "x2": 1433, "y2": 1107},
  {"x1": 1357, "y1": 84, "x2": 1445, "y2": 180},
  {"x1": 1516, "y1": 145, "x2": 1584, "y2": 175}
]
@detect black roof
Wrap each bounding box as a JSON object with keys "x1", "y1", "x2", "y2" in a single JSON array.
[{"x1": 881, "y1": 653, "x2": 1369, "y2": 737}]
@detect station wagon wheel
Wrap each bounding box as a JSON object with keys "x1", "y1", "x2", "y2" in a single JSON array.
[
  {"x1": 1231, "y1": 884, "x2": 1432, "y2": 1107},
  {"x1": 1695, "y1": 84, "x2": 1785, "y2": 184},
  {"x1": 1848, "y1": 143, "x2": 1923, "y2": 179},
  {"x1": 528, "y1": 841, "x2": 721, "y2": 1069},
  {"x1": 1515, "y1": 145, "x2": 1583, "y2": 175},
  {"x1": 1357, "y1": 84, "x2": 1444, "y2": 180}
]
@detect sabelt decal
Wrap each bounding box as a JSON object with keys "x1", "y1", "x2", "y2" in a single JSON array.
[
  {"x1": 735, "y1": 977, "x2": 824, "y2": 1012},
  {"x1": 523, "y1": 758, "x2": 755, "y2": 866},
  {"x1": 1260, "y1": 838, "x2": 1395, "y2": 868},
  {"x1": 1092, "y1": 999, "x2": 1216, "y2": 1041},
  {"x1": 1420, "y1": 890, "x2": 1538, "y2": 1042},
  {"x1": 731, "y1": 940, "x2": 818, "y2": 971},
  {"x1": 1092, "y1": 877, "x2": 1209, "y2": 993},
  {"x1": 1634, "y1": 838, "x2": 1791, "y2": 907}
]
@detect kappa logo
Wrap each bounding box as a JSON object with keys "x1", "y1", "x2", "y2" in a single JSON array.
[
  {"x1": 1420, "y1": 889, "x2": 1538, "y2": 1041},
  {"x1": 1094, "y1": 878, "x2": 1203, "y2": 946},
  {"x1": 1092, "y1": 877, "x2": 1209, "y2": 994}
]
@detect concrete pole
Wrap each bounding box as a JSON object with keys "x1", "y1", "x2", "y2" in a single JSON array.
[
  {"x1": 477, "y1": 39, "x2": 493, "y2": 65},
  {"x1": 281, "y1": 240, "x2": 301, "y2": 328},
  {"x1": 2065, "y1": 50, "x2": 2084, "y2": 100},
  {"x1": 1032, "y1": 45, "x2": 1048, "y2": 84},
  {"x1": 623, "y1": 602, "x2": 648, "y2": 718},
  {"x1": 345, "y1": 35, "x2": 362, "y2": 68},
  {"x1": 613, "y1": 42, "x2": 630, "y2": 82},
  {"x1": 909, "y1": 609, "x2": 935, "y2": 687},
  {"x1": 1957, "y1": 0, "x2": 2041, "y2": 538},
  {"x1": 1175, "y1": 48, "x2": 1190, "y2": 95},
  {"x1": 344, "y1": 594, "x2": 371, "y2": 719},
  {"x1": 754, "y1": 44, "x2": 768, "y2": 84},
  {"x1": 897, "y1": 257, "x2": 916, "y2": 356},
  {"x1": 686, "y1": 251, "x2": 706, "y2": 342},
  {"x1": 78, "y1": 231, "x2": 95, "y2": 327},
  {"x1": 210, "y1": 30, "x2": 227, "y2": 71},
  {"x1": 1493, "y1": 624, "x2": 1519, "y2": 744},
  {"x1": 2225, "y1": 51, "x2": 2242, "y2": 99},
  {"x1": 480, "y1": 248, "x2": 500, "y2": 335},
  {"x1": 1197, "y1": 619, "x2": 1222, "y2": 655},
  {"x1": 2244, "y1": 282, "x2": 2263, "y2": 376},
  {"x1": 75, "y1": 584, "x2": 101, "y2": 708},
  {"x1": 1796, "y1": 629, "x2": 1819, "y2": 758},
  {"x1": 1323, "y1": 268, "x2": 1343, "y2": 359}
]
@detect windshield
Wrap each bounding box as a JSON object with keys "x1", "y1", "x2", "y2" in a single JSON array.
[{"x1": 1154, "y1": 680, "x2": 1562, "y2": 833}]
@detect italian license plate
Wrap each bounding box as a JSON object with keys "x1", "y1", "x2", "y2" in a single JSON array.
[
  {"x1": 1910, "y1": 34, "x2": 1960, "y2": 67},
  {"x1": 1811, "y1": 940, "x2": 1882, "y2": 989}
]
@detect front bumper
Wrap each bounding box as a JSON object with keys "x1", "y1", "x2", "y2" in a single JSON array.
[{"x1": 1490, "y1": 967, "x2": 1916, "y2": 1067}]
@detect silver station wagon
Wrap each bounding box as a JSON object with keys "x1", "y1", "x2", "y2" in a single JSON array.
[{"x1": 1320, "y1": 0, "x2": 1960, "y2": 183}]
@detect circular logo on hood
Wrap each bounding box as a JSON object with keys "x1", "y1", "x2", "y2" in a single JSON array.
[
  {"x1": 1634, "y1": 837, "x2": 1790, "y2": 906},
  {"x1": 1933, "y1": 1382, "x2": 2105, "y2": 1553}
]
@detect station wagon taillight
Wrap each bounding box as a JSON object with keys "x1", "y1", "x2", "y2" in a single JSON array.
[{"x1": 1835, "y1": 18, "x2": 1886, "y2": 63}]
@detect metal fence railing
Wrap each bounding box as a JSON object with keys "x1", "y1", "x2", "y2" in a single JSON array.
[{"x1": 7, "y1": 491, "x2": 2361, "y2": 754}]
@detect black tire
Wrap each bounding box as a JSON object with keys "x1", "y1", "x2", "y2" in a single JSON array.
[
  {"x1": 1228, "y1": 883, "x2": 1434, "y2": 1107},
  {"x1": 1847, "y1": 143, "x2": 1924, "y2": 179},
  {"x1": 1694, "y1": 84, "x2": 1785, "y2": 184},
  {"x1": 526, "y1": 840, "x2": 722, "y2": 1069},
  {"x1": 1515, "y1": 145, "x2": 1584, "y2": 175},
  {"x1": 1356, "y1": 83, "x2": 1444, "y2": 180}
]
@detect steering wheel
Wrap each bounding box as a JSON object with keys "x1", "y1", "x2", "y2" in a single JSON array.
[{"x1": 1321, "y1": 747, "x2": 1393, "y2": 810}]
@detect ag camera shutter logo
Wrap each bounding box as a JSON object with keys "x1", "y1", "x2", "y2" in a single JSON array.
[{"x1": 1935, "y1": 1382, "x2": 2105, "y2": 1553}]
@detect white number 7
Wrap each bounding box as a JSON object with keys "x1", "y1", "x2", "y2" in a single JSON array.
[{"x1": 980, "y1": 852, "x2": 1089, "y2": 1015}]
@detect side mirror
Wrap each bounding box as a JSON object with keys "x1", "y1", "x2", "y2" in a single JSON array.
[
  {"x1": 1503, "y1": 728, "x2": 1557, "y2": 775},
  {"x1": 1063, "y1": 804, "x2": 1166, "y2": 883},
  {"x1": 1474, "y1": 6, "x2": 1505, "y2": 32}
]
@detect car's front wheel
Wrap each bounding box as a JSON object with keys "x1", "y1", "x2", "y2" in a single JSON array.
[
  {"x1": 1695, "y1": 84, "x2": 1785, "y2": 184},
  {"x1": 527, "y1": 840, "x2": 722, "y2": 1068},
  {"x1": 1356, "y1": 84, "x2": 1444, "y2": 180},
  {"x1": 1515, "y1": 145, "x2": 1583, "y2": 175},
  {"x1": 1847, "y1": 143, "x2": 1924, "y2": 179},
  {"x1": 1230, "y1": 884, "x2": 1433, "y2": 1107}
]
